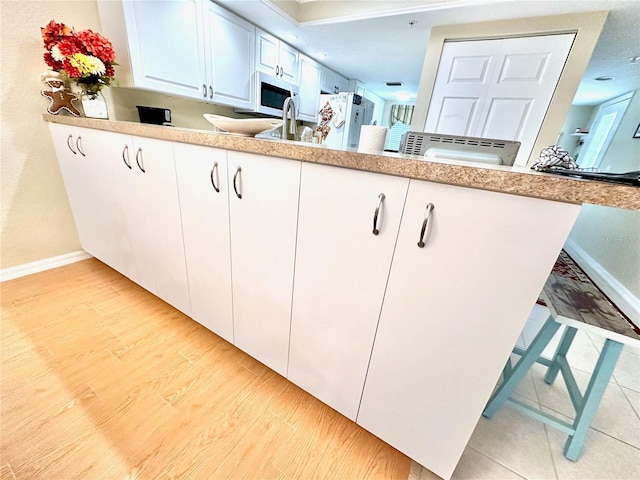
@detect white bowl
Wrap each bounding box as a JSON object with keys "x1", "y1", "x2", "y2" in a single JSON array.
[{"x1": 203, "y1": 114, "x2": 282, "y2": 136}]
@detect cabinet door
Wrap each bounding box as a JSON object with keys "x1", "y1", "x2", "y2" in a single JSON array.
[
  {"x1": 297, "y1": 55, "x2": 321, "y2": 122},
  {"x1": 128, "y1": 137, "x2": 191, "y2": 315},
  {"x1": 357, "y1": 180, "x2": 580, "y2": 479},
  {"x1": 175, "y1": 143, "x2": 233, "y2": 342},
  {"x1": 278, "y1": 41, "x2": 299, "y2": 84},
  {"x1": 289, "y1": 163, "x2": 409, "y2": 420},
  {"x1": 227, "y1": 151, "x2": 301, "y2": 376},
  {"x1": 256, "y1": 28, "x2": 298, "y2": 83},
  {"x1": 205, "y1": 2, "x2": 255, "y2": 108},
  {"x1": 48, "y1": 124, "x2": 118, "y2": 264},
  {"x1": 122, "y1": 0, "x2": 207, "y2": 99},
  {"x1": 256, "y1": 29, "x2": 279, "y2": 75}
]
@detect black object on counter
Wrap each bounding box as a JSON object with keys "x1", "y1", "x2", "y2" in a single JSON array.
[
  {"x1": 136, "y1": 105, "x2": 171, "y2": 125},
  {"x1": 541, "y1": 168, "x2": 640, "y2": 186}
]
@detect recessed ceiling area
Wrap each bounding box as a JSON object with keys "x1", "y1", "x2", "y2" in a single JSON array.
[{"x1": 217, "y1": 0, "x2": 640, "y2": 105}]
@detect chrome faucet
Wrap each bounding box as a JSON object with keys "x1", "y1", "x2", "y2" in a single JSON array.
[{"x1": 282, "y1": 96, "x2": 297, "y2": 140}]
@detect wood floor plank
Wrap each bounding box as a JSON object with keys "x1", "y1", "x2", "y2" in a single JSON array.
[{"x1": 0, "y1": 258, "x2": 410, "y2": 480}]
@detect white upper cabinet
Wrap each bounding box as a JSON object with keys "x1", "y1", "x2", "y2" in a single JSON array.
[
  {"x1": 105, "y1": 0, "x2": 208, "y2": 99},
  {"x1": 297, "y1": 54, "x2": 322, "y2": 122},
  {"x1": 256, "y1": 28, "x2": 299, "y2": 84},
  {"x1": 204, "y1": 1, "x2": 255, "y2": 108},
  {"x1": 98, "y1": 0, "x2": 255, "y2": 107},
  {"x1": 321, "y1": 65, "x2": 349, "y2": 94}
]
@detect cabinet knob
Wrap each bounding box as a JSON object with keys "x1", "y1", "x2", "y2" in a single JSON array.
[
  {"x1": 66, "y1": 134, "x2": 77, "y2": 155},
  {"x1": 210, "y1": 161, "x2": 220, "y2": 193},
  {"x1": 372, "y1": 193, "x2": 385, "y2": 235},
  {"x1": 417, "y1": 203, "x2": 435, "y2": 248},
  {"x1": 233, "y1": 166, "x2": 242, "y2": 199}
]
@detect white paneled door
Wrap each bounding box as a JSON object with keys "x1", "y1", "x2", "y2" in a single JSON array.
[{"x1": 424, "y1": 34, "x2": 575, "y2": 166}]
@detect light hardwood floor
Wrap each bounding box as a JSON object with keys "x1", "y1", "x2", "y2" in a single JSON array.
[{"x1": 1, "y1": 258, "x2": 410, "y2": 480}]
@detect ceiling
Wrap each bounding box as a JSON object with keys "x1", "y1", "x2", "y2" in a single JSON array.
[{"x1": 216, "y1": 0, "x2": 640, "y2": 105}]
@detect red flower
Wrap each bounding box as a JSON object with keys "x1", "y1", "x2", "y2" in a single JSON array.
[
  {"x1": 56, "y1": 37, "x2": 85, "y2": 57},
  {"x1": 43, "y1": 51, "x2": 63, "y2": 70},
  {"x1": 41, "y1": 20, "x2": 72, "y2": 49},
  {"x1": 76, "y1": 29, "x2": 116, "y2": 63}
]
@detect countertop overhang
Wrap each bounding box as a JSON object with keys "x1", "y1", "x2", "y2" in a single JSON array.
[{"x1": 44, "y1": 115, "x2": 640, "y2": 210}]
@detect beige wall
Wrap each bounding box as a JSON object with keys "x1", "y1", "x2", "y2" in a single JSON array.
[
  {"x1": 0, "y1": 1, "x2": 104, "y2": 270},
  {"x1": 567, "y1": 90, "x2": 640, "y2": 304}
]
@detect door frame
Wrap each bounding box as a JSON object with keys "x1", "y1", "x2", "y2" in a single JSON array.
[{"x1": 412, "y1": 11, "x2": 607, "y2": 166}]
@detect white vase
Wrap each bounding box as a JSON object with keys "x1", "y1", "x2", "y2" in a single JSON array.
[{"x1": 80, "y1": 90, "x2": 109, "y2": 119}]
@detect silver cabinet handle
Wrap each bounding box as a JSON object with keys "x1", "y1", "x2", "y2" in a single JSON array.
[
  {"x1": 276, "y1": 66, "x2": 279, "y2": 77},
  {"x1": 203, "y1": 84, "x2": 207, "y2": 98},
  {"x1": 372, "y1": 193, "x2": 385, "y2": 235},
  {"x1": 75, "y1": 136, "x2": 85, "y2": 157},
  {"x1": 135, "y1": 148, "x2": 145, "y2": 173},
  {"x1": 280, "y1": 67, "x2": 284, "y2": 78},
  {"x1": 417, "y1": 203, "x2": 435, "y2": 248},
  {"x1": 210, "y1": 161, "x2": 220, "y2": 192},
  {"x1": 209, "y1": 85, "x2": 213, "y2": 99},
  {"x1": 233, "y1": 166, "x2": 242, "y2": 199},
  {"x1": 66, "y1": 134, "x2": 77, "y2": 154},
  {"x1": 122, "y1": 145, "x2": 132, "y2": 169}
]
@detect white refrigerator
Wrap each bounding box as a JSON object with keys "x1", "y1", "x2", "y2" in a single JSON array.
[{"x1": 317, "y1": 93, "x2": 374, "y2": 149}]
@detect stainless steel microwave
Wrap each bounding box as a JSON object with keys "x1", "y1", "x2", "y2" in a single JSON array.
[{"x1": 236, "y1": 72, "x2": 299, "y2": 117}]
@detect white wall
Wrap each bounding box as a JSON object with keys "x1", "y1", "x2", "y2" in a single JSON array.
[
  {"x1": 566, "y1": 89, "x2": 640, "y2": 321},
  {"x1": 557, "y1": 105, "x2": 595, "y2": 160}
]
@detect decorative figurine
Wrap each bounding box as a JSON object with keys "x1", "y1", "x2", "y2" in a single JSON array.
[{"x1": 40, "y1": 72, "x2": 80, "y2": 116}]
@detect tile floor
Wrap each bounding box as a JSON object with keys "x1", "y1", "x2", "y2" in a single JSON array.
[{"x1": 412, "y1": 304, "x2": 640, "y2": 480}]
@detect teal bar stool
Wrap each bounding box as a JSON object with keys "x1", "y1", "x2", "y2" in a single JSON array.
[{"x1": 483, "y1": 250, "x2": 640, "y2": 461}]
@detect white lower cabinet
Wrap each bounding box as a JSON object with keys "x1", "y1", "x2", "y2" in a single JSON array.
[
  {"x1": 288, "y1": 163, "x2": 409, "y2": 420},
  {"x1": 50, "y1": 125, "x2": 190, "y2": 315},
  {"x1": 49, "y1": 124, "x2": 122, "y2": 267},
  {"x1": 174, "y1": 143, "x2": 233, "y2": 342},
  {"x1": 356, "y1": 179, "x2": 580, "y2": 479},
  {"x1": 227, "y1": 151, "x2": 301, "y2": 376}
]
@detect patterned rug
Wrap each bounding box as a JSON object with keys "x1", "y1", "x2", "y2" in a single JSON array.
[{"x1": 538, "y1": 250, "x2": 640, "y2": 339}]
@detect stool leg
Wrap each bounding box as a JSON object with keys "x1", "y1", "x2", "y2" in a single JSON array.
[
  {"x1": 564, "y1": 339, "x2": 623, "y2": 461},
  {"x1": 544, "y1": 326, "x2": 578, "y2": 385},
  {"x1": 483, "y1": 317, "x2": 561, "y2": 419}
]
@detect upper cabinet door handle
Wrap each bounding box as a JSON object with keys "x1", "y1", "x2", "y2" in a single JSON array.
[
  {"x1": 75, "y1": 136, "x2": 85, "y2": 157},
  {"x1": 417, "y1": 203, "x2": 435, "y2": 248},
  {"x1": 122, "y1": 145, "x2": 132, "y2": 169},
  {"x1": 280, "y1": 67, "x2": 284, "y2": 78},
  {"x1": 210, "y1": 161, "x2": 220, "y2": 193},
  {"x1": 66, "y1": 134, "x2": 77, "y2": 154},
  {"x1": 372, "y1": 193, "x2": 385, "y2": 235},
  {"x1": 275, "y1": 66, "x2": 279, "y2": 77},
  {"x1": 135, "y1": 148, "x2": 145, "y2": 173},
  {"x1": 209, "y1": 85, "x2": 213, "y2": 99},
  {"x1": 233, "y1": 166, "x2": 242, "y2": 199},
  {"x1": 202, "y1": 84, "x2": 207, "y2": 98}
]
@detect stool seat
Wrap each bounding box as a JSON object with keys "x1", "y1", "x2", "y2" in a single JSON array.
[{"x1": 482, "y1": 250, "x2": 640, "y2": 461}]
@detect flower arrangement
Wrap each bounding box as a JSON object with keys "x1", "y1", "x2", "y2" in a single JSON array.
[{"x1": 41, "y1": 20, "x2": 116, "y2": 95}]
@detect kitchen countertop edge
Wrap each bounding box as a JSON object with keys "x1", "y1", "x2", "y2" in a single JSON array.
[{"x1": 43, "y1": 115, "x2": 639, "y2": 210}]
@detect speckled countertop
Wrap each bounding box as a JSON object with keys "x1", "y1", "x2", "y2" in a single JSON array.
[{"x1": 44, "y1": 115, "x2": 639, "y2": 210}]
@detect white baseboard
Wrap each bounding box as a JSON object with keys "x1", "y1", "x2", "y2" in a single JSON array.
[
  {"x1": 564, "y1": 239, "x2": 640, "y2": 324},
  {"x1": 0, "y1": 250, "x2": 93, "y2": 282}
]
